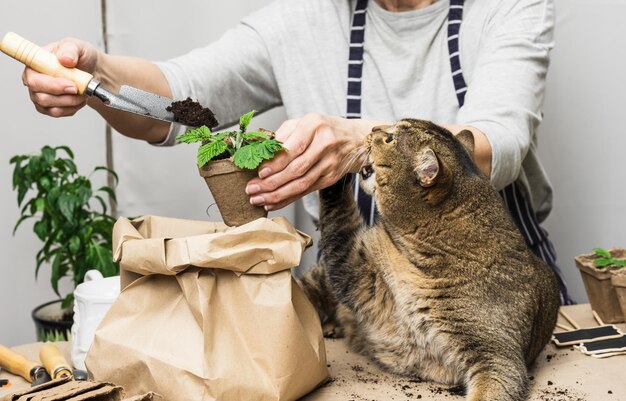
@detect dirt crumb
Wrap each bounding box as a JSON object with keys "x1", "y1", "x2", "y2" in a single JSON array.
[{"x1": 167, "y1": 97, "x2": 218, "y2": 128}]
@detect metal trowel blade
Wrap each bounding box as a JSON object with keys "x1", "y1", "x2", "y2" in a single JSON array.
[{"x1": 95, "y1": 85, "x2": 176, "y2": 124}]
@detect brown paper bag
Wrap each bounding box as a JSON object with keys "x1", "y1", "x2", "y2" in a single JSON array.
[{"x1": 86, "y1": 216, "x2": 328, "y2": 401}]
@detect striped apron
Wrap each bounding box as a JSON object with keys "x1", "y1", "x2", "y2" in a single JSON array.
[{"x1": 345, "y1": 0, "x2": 572, "y2": 304}]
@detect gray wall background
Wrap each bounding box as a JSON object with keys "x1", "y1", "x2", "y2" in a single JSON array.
[{"x1": 1, "y1": 0, "x2": 623, "y2": 346}]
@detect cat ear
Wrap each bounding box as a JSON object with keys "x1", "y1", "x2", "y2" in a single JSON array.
[
  {"x1": 415, "y1": 148, "x2": 439, "y2": 187},
  {"x1": 456, "y1": 130, "x2": 475, "y2": 156}
]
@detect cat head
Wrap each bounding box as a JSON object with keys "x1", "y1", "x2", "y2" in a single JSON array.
[{"x1": 360, "y1": 119, "x2": 482, "y2": 220}]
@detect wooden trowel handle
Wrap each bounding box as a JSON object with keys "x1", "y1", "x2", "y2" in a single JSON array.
[
  {"x1": 0, "y1": 343, "x2": 39, "y2": 382},
  {"x1": 40, "y1": 343, "x2": 72, "y2": 379},
  {"x1": 0, "y1": 32, "x2": 93, "y2": 94}
]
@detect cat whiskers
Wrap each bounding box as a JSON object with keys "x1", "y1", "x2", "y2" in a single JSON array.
[{"x1": 338, "y1": 145, "x2": 368, "y2": 180}]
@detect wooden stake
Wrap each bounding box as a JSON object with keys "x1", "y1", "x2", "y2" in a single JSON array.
[
  {"x1": 555, "y1": 322, "x2": 573, "y2": 331},
  {"x1": 591, "y1": 310, "x2": 605, "y2": 326},
  {"x1": 559, "y1": 308, "x2": 581, "y2": 330}
]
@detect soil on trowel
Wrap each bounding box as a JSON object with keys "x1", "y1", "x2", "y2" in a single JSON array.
[{"x1": 167, "y1": 97, "x2": 218, "y2": 128}]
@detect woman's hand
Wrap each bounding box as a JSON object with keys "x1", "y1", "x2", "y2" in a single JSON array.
[
  {"x1": 245, "y1": 114, "x2": 388, "y2": 211},
  {"x1": 22, "y1": 37, "x2": 100, "y2": 118}
]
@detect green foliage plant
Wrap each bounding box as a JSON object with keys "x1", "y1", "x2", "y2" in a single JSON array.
[
  {"x1": 176, "y1": 110, "x2": 285, "y2": 170},
  {"x1": 593, "y1": 247, "x2": 626, "y2": 269},
  {"x1": 10, "y1": 145, "x2": 119, "y2": 309}
]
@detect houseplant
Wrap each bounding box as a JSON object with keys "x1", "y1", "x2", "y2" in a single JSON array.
[
  {"x1": 177, "y1": 110, "x2": 285, "y2": 226},
  {"x1": 11, "y1": 145, "x2": 119, "y2": 340},
  {"x1": 575, "y1": 247, "x2": 626, "y2": 323}
]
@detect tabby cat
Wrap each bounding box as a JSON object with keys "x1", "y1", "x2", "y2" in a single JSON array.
[{"x1": 300, "y1": 119, "x2": 560, "y2": 401}]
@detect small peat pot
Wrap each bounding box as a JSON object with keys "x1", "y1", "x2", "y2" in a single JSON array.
[
  {"x1": 199, "y1": 159, "x2": 267, "y2": 227},
  {"x1": 575, "y1": 248, "x2": 626, "y2": 324},
  {"x1": 32, "y1": 299, "x2": 73, "y2": 341},
  {"x1": 610, "y1": 270, "x2": 626, "y2": 323}
]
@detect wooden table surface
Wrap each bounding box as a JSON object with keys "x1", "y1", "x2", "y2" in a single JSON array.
[{"x1": 1, "y1": 304, "x2": 624, "y2": 401}]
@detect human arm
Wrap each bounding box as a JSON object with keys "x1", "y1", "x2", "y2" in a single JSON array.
[
  {"x1": 245, "y1": 115, "x2": 492, "y2": 211},
  {"x1": 22, "y1": 38, "x2": 172, "y2": 143},
  {"x1": 456, "y1": 0, "x2": 555, "y2": 190}
]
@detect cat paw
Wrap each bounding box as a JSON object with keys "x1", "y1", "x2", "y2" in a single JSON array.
[{"x1": 320, "y1": 174, "x2": 353, "y2": 202}]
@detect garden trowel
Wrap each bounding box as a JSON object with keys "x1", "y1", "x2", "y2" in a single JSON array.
[
  {"x1": 0, "y1": 344, "x2": 51, "y2": 386},
  {"x1": 0, "y1": 32, "x2": 175, "y2": 124}
]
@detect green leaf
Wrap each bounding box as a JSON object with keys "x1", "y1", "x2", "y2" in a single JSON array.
[
  {"x1": 94, "y1": 195, "x2": 109, "y2": 215},
  {"x1": 93, "y1": 166, "x2": 119, "y2": 185},
  {"x1": 233, "y1": 140, "x2": 285, "y2": 170},
  {"x1": 17, "y1": 183, "x2": 28, "y2": 206},
  {"x1": 54, "y1": 145, "x2": 74, "y2": 159},
  {"x1": 57, "y1": 193, "x2": 77, "y2": 221},
  {"x1": 615, "y1": 259, "x2": 626, "y2": 267},
  {"x1": 239, "y1": 110, "x2": 256, "y2": 132},
  {"x1": 243, "y1": 131, "x2": 270, "y2": 141},
  {"x1": 233, "y1": 144, "x2": 260, "y2": 170},
  {"x1": 34, "y1": 220, "x2": 48, "y2": 241},
  {"x1": 594, "y1": 258, "x2": 614, "y2": 267},
  {"x1": 197, "y1": 141, "x2": 228, "y2": 167},
  {"x1": 41, "y1": 146, "x2": 56, "y2": 165},
  {"x1": 97, "y1": 186, "x2": 117, "y2": 203},
  {"x1": 594, "y1": 248, "x2": 612, "y2": 258},
  {"x1": 87, "y1": 243, "x2": 116, "y2": 277},
  {"x1": 210, "y1": 132, "x2": 230, "y2": 142},
  {"x1": 260, "y1": 139, "x2": 284, "y2": 155},
  {"x1": 68, "y1": 236, "x2": 81, "y2": 254},
  {"x1": 13, "y1": 214, "x2": 33, "y2": 235},
  {"x1": 177, "y1": 126, "x2": 213, "y2": 144},
  {"x1": 61, "y1": 293, "x2": 74, "y2": 309},
  {"x1": 51, "y1": 251, "x2": 65, "y2": 296}
]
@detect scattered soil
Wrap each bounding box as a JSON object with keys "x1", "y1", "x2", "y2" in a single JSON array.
[
  {"x1": 167, "y1": 97, "x2": 218, "y2": 128},
  {"x1": 535, "y1": 386, "x2": 587, "y2": 401}
]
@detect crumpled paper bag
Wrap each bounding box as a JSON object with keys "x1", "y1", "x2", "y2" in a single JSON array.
[{"x1": 86, "y1": 216, "x2": 329, "y2": 401}]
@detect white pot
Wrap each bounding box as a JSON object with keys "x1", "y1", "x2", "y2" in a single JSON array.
[{"x1": 71, "y1": 270, "x2": 120, "y2": 371}]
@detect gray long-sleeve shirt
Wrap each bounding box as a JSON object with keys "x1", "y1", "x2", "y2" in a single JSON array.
[{"x1": 156, "y1": 0, "x2": 555, "y2": 221}]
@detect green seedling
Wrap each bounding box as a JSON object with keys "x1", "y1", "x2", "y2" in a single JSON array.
[
  {"x1": 177, "y1": 110, "x2": 285, "y2": 170},
  {"x1": 593, "y1": 247, "x2": 626, "y2": 269}
]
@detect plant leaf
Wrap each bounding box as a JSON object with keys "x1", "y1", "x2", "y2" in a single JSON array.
[
  {"x1": 242, "y1": 131, "x2": 269, "y2": 141},
  {"x1": 68, "y1": 236, "x2": 81, "y2": 254},
  {"x1": 594, "y1": 258, "x2": 614, "y2": 267},
  {"x1": 233, "y1": 144, "x2": 260, "y2": 170},
  {"x1": 87, "y1": 243, "x2": 116, "y2": 277},
  {"x1": 197, "y1": 141, "x2": 228, "y2": 167},
  {"x1": 57, "y1": 193, "x2": 77, "y2": 221},
  {"x1": 93, "y1": 166, "x2": 119, "y2": 185},
  {"x1": 13, "y1": 214, "x2": 33, "y2": 235},
  {"x1": 61, "y1": 293, "x2": 74, "y2": 309},
  {"x1": 34, "y1": 220, "x2": 48, "y2": 241},
  {"x1": 177, "y1": 126, "x2": 213, "y2": 144},
  {"x1": 54, "y1": 145, "x2": 74, "y2": 159},
  {"x1": 97, "y1": 186, "x2": 117, "y2": 203},
  {"x1": 239, "y1": 110, "x2": 256, "y2": 132},
  {"x1": 50, "y1": 251, "x2": 65, "y2": 296},
  {"x1": 594, "y1": 248, "x2": 612, "y2": 258}
]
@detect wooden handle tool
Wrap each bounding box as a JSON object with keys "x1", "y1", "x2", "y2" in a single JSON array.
[
  {"x1": 0, "y1": 32, "x2": 93, "y2": 94},
  {"x1": 0, "y1": 344, "x2": 50, "y2": 384},
  {"x1": 39, "y1": 343, "x2": 73, "y2": 379},
  {"x1": 0, "y1": 32, "x2": 177, "y2": 123}
]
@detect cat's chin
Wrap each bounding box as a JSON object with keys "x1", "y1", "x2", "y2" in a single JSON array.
[{"x1": 359, "y1": 165, "x2": 376, "y2": 196}]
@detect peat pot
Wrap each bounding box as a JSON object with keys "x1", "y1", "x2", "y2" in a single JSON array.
[
  {"x1": 575, "y1": 248, "x2": 626, "y2": 324},
  {"x1": 32, "y1": 299, "x2": 73, "y2": 341},
  {"x1": 610, "y1": 270, "x2": 626, "y2": 323},
  {"x1": 199, "y1": 159, "x2": 267, "y2": 226}
]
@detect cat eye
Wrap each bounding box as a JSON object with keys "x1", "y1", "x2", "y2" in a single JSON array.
[{"x1": 385, "y1": 133, "x2": 394, "y2": 143}]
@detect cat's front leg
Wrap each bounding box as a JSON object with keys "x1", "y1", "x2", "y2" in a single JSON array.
[{"x1": 318, "y1": 173, "x2": 364, "y2": 263}]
